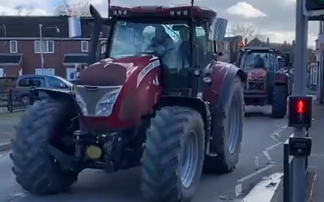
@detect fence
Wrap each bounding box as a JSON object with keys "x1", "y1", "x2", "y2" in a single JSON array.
[
  {"x1": 283, "y1": 132, "x2": 309, "y2": 202},
  {"x1": 0, "y1": 89, "x2": 30, "y2": 113}
]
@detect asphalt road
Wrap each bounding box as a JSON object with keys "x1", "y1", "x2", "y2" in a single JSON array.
[{"x1": 0, "y1": 106, "x2": 292, "y2": 202}]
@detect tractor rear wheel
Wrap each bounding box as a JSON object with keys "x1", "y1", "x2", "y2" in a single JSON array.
[
  {"x1": 271, "y1": 85, "x2": 287, "y2": 119},
  {"x1": 203, "y1": 76, "x2": 244, "y2": 174},
  {"x1": 141, "y1": 106, "x2": 205, "y2": 202},
  {"x1": 10, "y1": 98, "x2": 79, "y2": 195}
]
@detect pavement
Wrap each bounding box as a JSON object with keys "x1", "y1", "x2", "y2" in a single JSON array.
[
  {"x1": 305, "y1": 104, "x2": 324, "y2": 202},
  {"x1": 0, "y1": 106, "x2": 295, "y2": 202},
  {"x1": 0, "y1": 112, "x2": 21, "y2": 152}
]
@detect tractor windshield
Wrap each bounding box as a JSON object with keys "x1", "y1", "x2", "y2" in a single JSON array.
[
  {"x1": 109, "y1": 20, "x2": 189, "y2": 70},
  {"x1": 240, "y1": 52, "x2": 271, "y2": 70}
]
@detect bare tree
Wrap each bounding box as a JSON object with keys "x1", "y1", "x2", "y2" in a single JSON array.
[
  {"x1": 229, "y1": 23, "x2": 264, "y2": 42},
  {"x1": 15, "y1": 5, "x2": 31, "y2": 16},
  {"x1": 54, "y1": 0, "x2": 90, "y2": 16},
  {"x1": 0, "y1": 11, "x2": 7, "y2": 16}
]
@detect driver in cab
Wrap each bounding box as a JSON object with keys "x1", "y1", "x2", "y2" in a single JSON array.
[
  {"x1": 147, "y1": 25, "x2": 175, "y2": 56},
  {"x1": 253, "y1": 54, "x2": 266, "y2": 69},
  {"x1": 146, "y1": 25, "x2": 177, "y2": 69}
]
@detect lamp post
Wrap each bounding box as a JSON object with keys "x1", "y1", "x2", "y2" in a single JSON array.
[{"x1": 38, "y1": 24, "x2": 60, "y2": 75}]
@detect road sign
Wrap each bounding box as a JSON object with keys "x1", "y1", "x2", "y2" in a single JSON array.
[
  {"x1": 305, "y1": 0, "x2": 324, "y2": 20},
  {"x1": 306, "y1": 0, "x2": 324, "y2": 11}
]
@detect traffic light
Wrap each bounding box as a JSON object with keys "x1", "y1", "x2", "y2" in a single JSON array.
[{"x1": 288, "y1": 96, "x2": 313, "y2": 128}]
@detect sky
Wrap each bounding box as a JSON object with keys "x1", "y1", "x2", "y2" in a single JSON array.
[{"x1": 0, "y1": 0, "x2": 319, "y2": 48}]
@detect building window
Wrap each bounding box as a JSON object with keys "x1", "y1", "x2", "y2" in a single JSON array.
[
  {"x1": 81, "y1": 41, "x2": 89, "y2": 52},
  {"x1": 10, "y1": 41, "x2": 18, "y2": 53},
  {"x1": 34, "y1": 40, "x2": 55, "y2": 53},
  {"x1": 100, "y1": 40, "x2": 106, "y2": 54},
  {"x1": 35, "y1": 68, "x2": 55, "y2": 76}
]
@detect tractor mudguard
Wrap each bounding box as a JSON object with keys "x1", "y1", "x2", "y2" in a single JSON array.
[
  {"x1": 159, "y1": 95, "x2": 208, "y2": 124},
  {"x1": 203, "y1": 62, "x2": 246, "y2": 108},
  {"x1": 159, "y1": 95, "x2": 210, "y2": 141},
  {"x1": 34, "y1": 88, "x2": 74, "y2": 101},
  {"x1": 274, "y1": 72, "x2": 289, "y2": 84}
]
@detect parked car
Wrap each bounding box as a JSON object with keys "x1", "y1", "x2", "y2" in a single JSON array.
[{"x1": 15, "y1": 75, "x2": 73, "y2": 104}]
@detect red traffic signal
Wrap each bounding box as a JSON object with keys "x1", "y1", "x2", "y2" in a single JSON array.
[
  {"x1": 297, "y1": 100, "x2": 304, "y2": 114},
  {"x1": 288, "y1": 96, "x2": 312, "y2": 128}
]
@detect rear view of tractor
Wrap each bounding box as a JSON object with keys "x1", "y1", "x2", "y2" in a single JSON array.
[
  {"x1": 10, "y1": 2, "x2": 246, "y2": 202},
  {"x1": 238, "y1": 47, "x2": 291, "y2": 118}
]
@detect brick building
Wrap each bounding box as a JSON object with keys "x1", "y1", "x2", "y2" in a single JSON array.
[{"x1": 0, "y1": 16, "x2": 106, "y2": 79}]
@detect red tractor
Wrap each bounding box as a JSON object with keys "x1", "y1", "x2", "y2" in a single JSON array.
[
  {"x1": 238, "y1": 47, "x2": 291, "y2": 118},
  {"x1": 10, "y1": 2, "x2": 246, "y2": 202}
]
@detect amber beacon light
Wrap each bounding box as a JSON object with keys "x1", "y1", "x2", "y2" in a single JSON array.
[{"x1": 288, "y1": 96, "x2": 312, "y2": 128}]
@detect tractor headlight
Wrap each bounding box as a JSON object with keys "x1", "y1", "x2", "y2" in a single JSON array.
[
  {"x1": 75, "y1": 91, "x2": 88, "y2": 115},
  {"x1": 95, "y1": 89, "x2": 120, "y2": 116}
]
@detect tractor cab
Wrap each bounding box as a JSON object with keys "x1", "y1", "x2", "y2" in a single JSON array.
[
  {"x1": 238, "y1": 47, "x2": 278, "y2": 73},
  {"x1": 70, "y1": 4, "x2": 220, "y2": 97}
]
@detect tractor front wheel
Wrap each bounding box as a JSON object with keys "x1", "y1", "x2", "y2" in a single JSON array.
[
  {"x1": 10, "y1": 98, "x2": 79, "y2": 194},
  {"x1": 203, "y1": 76, "x2": 244, "y2": 174},
  {"x1": 141, "y1": 106, "x2": 205, "y2": 202}
]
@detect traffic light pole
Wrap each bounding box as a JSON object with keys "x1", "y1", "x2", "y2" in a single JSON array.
[{"x1": 292, "y1": 0, "x2": 308, "y2": 201}]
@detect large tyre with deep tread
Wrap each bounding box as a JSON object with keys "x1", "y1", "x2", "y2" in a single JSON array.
[
  {"x1": 10, "y1": 98, "x2": 79, "y2": 195},
  {"x1": 203, "y1": 76, "x2": 244, "y2": 174},
  {"x1": 271, "y1": 85, "x2": 287, "y2": 119},
  {"x1": 141, "y1": 106, "x2": 205, "y2": 202}
]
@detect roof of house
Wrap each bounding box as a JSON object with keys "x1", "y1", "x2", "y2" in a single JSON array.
[
  {"x1": 63, "y1": 54, "x2": 88, "y2": 64},
  {"x1": 0, "y1": 16, "x2": 97, "y2": 38},
  {"x1": 0, "y1": 54, "x2": 23, "y2": 64}
]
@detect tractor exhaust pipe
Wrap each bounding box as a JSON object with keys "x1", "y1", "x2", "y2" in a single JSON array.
[{"x1": 88, "y1": 5, "x2": 103, "y2": 65}]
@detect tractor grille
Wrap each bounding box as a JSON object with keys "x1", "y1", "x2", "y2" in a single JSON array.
[
  {"x1": 246, "y1": 81, "x2": 265, "y2": 90},
  {"x1": 75, "y1": 85, "x2": 121, "y2": 115}
]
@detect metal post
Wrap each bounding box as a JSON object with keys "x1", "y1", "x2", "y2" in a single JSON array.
[
  {"x1": 292, "y1": 0, "x2": 307, "y2": 202},
  {"x1": 318, "y1": 22, "x2": 324, "y2": 104},
  {"x1": 39, "y1": 24, "x2": 44, "y2": 75}
]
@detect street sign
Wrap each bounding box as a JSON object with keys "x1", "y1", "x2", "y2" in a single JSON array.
[
  {"x1": 305, "y1": 0, "x2": 324, "y2": 20},
  {"x1": 288, "y1": 96, "x2": 313, "y2": 128},
  {"x1": 306, "y1": 0, "x2": 324, "y2": 11}
]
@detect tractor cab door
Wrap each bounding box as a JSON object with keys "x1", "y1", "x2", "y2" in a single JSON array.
[{"x1": 267, "y1": 52, "x2": 277, "y2": 86}]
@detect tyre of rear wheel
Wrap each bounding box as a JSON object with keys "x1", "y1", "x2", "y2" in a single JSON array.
[
  {"x1": 10, "y1": 98, "x2": 78, "y2": 195},
  {"x1": 203, "y1": 76, "x2": 244, "y2": 174},
  {"x1": 141, "y1": 106, "x2": 205, "y2": 202},
  {"x1": 271, "y1": 85, "x2": 287, "y2": 119}
]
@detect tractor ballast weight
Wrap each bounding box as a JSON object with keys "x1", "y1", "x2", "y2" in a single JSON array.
[
  {"x1": 238, "y1": 47, "x2": 290, "y2": 118},
  {"x1": 10, "y1": 2, "x2": 246, "y2": 202}
]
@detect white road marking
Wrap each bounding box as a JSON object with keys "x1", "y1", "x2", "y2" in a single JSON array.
[
  {"x1": 240, "y1": 172, "x2": 282, "y2": 202},
  {"x1": 237, "y1": 164, "x2": 275, "y2": 183},
  {"x1": 235, "y1": 184, "x2": 242, "y2": 196},
  {"x1": 266, "y1": 142, "x2": 283, "y2": 151},
  {"x1": 233, "y1": 122, "x2": 289, "y2": 198},
  {"x1": 254, "y1": 155, "x2": 260, "y2": 169},
  {"x1": 309, "y1": 166, "x2": 318, "y2": 202},
  {"x1": 263, "y1": 150, "x2": 272, "y2": 161}
]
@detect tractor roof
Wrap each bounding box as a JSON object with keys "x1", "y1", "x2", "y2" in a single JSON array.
[{"x1": 109, "y1": 5, "x2": 217, "y2": 21}]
